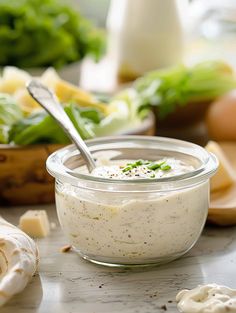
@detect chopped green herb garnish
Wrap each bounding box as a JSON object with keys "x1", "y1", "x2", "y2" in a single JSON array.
[
  {"x1": 147, "y1": 163, "x2": 160, "y2": 170},
  {"x1": 160, "y1": 164, "x2": 171, "y2": 171},
  {"x1": 150, "y1": 174, "x2": 155, "y2": 178},
  {"x1": 122, "y1": 159, "x2": 171, "y2": 173},
  {"x1": 136, "y1": 159, "x2": 144, "y2": 166},
  {"x1": 147, "y1": 161, "x2": 166, "y2": 170},
  {"x1": 122, "y1": 166, "x2": 133, "y2": 172},
  {"x1": 122, "y1": 159, "x2": 148, "y2": 172}
]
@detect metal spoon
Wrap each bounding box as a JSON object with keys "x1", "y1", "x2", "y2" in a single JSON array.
[{"x1": 26, "y1": 80, "x2": 96, "y2": 172}]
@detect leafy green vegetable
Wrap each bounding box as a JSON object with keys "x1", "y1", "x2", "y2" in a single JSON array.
[
  {"x1": 0, "y1": 125, "x2": 10, "y2": 144},
  {"x1": 0, "y1": 93, "x2": 23, "y2": 125},
  {"x1": 92, "y1": 89, "x2": 148, "y2": 137},
  {"x1": 3, "y1": 84, "x2": 147, "y2": 145},
  {"x1": 0, "y1": 93, "x2": 23, "y2": 143},
  {"x1": 64, "y1": 105, "x2": 95, "y2": 139},
  {"x1": 135, "y1": 60, "x2": 236, "y2": 119},
  {"x1": 6, "y1": 91, "x2": 146, "y2": 145},
  {"x1": 78, "y1": 107, "x2": 103, "y2": 124},
  {"x1": 9, "y1": 104, "x2": 94, "y2": 145},
  {"x1": 0, "y1": 0, "x2": 105, "y2": 68}
]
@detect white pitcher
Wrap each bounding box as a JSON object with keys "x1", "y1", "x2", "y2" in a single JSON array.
[{"x1": 107, "y1": 0, "x2": 188, "y2": 80}]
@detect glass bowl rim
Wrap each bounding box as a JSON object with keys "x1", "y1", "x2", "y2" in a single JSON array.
[{"x1": 46, "y1": 136, "x2": 218, "y2": 190}]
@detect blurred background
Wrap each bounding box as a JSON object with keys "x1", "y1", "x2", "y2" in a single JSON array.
[
  {"x1": 76, "y1": 0, "x2": 236, "y2": 67},
  {"x1": 74, "y1": 0, "x2": 110, "y2": 27},
  {"x1": 1, "y1": 0, "x2": 236, "y2": 205}
]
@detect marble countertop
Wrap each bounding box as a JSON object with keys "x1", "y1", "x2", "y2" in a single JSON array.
[{"x1": 1, "y1": 204, "x2": 236, "y2": 313}]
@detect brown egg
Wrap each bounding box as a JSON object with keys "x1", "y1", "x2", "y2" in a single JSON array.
[{"x1": 206, "y1": 90, "x2": 236, "y2": 141}]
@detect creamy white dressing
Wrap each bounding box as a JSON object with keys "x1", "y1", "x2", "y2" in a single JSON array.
[
  {"x1": 176, "y1": 284, "x2": 236, "y2": 313},
  {"x1": 91, "y1": 158, "x2": 194, "y2": 180},
  {"x1": 55, "y1": 156, "x2": 208, "y2": 264}
]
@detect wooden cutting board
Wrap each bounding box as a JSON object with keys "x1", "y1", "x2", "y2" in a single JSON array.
[{"x1": 208, "y1": 142, "x2": 236, "y2": 226}]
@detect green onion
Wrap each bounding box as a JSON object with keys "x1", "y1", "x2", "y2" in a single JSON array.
[
  {"x1": 147, "y1": 161, "x2": 166, "y2": 170},
  {"x1": 147, "y1": 163, "x2": 161, "y2": 170},
  {"x1": 122, "y1": 166, "x2": 132, "y2": 172},
  {"x1": 136, "y1": 159, "x2": 144, "y2": 166},
  {"x1": 122, "y1": 159, "x2": 149, "y2": 172},
  {"x1": 160, "y1": 164, "x2": 171, "y2": 171},
  {"x1": 122, "y1": 159, "x2": 171, "y2": 173}
]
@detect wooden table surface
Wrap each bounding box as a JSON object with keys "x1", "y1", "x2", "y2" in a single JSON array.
[{"x1": 1, "y1": 204, "x2": 236, "y2": 313}]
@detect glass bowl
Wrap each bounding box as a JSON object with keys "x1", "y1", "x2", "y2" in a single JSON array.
[{"x1": 46, "y1": 136, "x2": 218, "y2": 267}]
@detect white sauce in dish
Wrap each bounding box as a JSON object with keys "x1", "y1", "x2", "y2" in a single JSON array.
[
  {"x1": 176, "y1": 284, "x2": 236, "y2": 313},
  {"x1": 91, "y1": 158, "x2": 194, "y2": 180},
  {"x1": 55, "y1": 157, "x2": 208, "y2": 264}
]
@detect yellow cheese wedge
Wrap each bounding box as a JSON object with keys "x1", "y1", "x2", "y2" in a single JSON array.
[
  {"x1": 14, "y1": 88, "x2": 39, "y2": 114},
  {"x1": 19, "y1": 210, "x2": 50, "y2": 238},
  {"x1": 0, "y1": 67, "x2": 31, "y2": 94},
  {"x1": 54, "y1": 79, "x2": 93, "y2": 102},
  {"x1": 41, "y1": 67, "x2": 60, "y2": 89},
  {"x1": 205, "y1": 141, "x2": 236, "y2": 192},
  {"x1": 54, "y1": 79, "x2": 110, "y2": 115}
]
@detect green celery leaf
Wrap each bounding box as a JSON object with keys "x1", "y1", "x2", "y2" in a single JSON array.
[{"x1": 134, "y1": 60, "x2": 236, "y2": 119}]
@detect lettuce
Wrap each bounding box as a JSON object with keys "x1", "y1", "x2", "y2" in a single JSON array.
[
  {"x1": 0, "y1": 93, "x2": 23, "y2": 143},
  {"x1": 0, "y1": 0, "x2": 105, "y2": 68},
  {"x1": 9, "y1": 104, "x2": 95, "y2": 145},
  {"x1": 135, "y1": 60, "x2": 236, "y2": 119}
]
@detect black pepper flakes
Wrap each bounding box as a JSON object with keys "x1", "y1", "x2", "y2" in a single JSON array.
[{"x1": 161, "y1": 304, "x2": 167, "y2": 311}]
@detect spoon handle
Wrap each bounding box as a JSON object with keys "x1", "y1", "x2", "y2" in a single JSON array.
[{"x1": 27, "y1": 80, "x2": 96, "y2": 172}]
